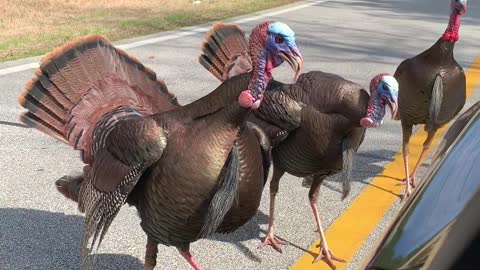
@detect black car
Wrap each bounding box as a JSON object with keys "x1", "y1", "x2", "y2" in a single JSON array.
[{"x1": 363, "y1": 101, "x2": 480, "y2": 270}]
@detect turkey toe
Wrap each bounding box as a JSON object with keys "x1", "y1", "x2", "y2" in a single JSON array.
[{"x1": 258, "y1": 234, "x2": 287, "y2": 253}]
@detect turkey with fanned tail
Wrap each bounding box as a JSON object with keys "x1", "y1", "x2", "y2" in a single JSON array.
[{"x1": 18, "y1": 20, "x2": 303, "y2": 270}]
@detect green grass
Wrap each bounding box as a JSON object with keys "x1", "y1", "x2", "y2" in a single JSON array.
[
  {"x1": 1, "y1": 28, "x2": 106, "y2": 61},
  {"x1": 0, "y1": 0, "x2": 299, "y2": 63}
]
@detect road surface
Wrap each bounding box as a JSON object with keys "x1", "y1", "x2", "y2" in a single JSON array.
[{"x1": 1, "y1": 0, "x2": 479, "y2": 269}]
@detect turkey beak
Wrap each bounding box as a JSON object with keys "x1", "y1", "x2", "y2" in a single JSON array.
[
  {"x1": 280, "y1": 47, "x2": 303, "y2": 82},
  {"x1": 388, "y1": 98, "x2": 398, "y2": 119}
]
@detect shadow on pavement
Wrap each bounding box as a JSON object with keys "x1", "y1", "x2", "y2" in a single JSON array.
[
  {"x1": 0, "y1": 208, "x2": 143, "y2": 270},
  {"x1": 207, "y1": 211, "x2": 269, "y2": 263},
  {"x1": 300, "y1": 149, "x2": 399, "y2": 194},
  {"x1": 0, "y1": 120, "x2": 30, "y2": 128},
  {"x1": 205, "y1": 147, "x2": 400, "y2": 262}
]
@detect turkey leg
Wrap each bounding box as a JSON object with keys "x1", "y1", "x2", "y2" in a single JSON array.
[
  {"x1": 144, "y1": 237, "x2": 158, "y2": 270},
  {"x1": 310, "y1": 174, "x2": 346, "y2": 269},
  {"x1": 401, "y1": 126, "x2": 436, "y2": 201},
  {"x1": 405, "y1": 130, "x2": 436, "y2": 185},
  {"x1": 177, "y1": 245, "x2": 202, "y2": 270},
  {"x1": 401, "y1": 124, "x2": 413, "y2": 201},
  {"x1": 258, "y1": 167, "x2": 287, "y2": 252}
]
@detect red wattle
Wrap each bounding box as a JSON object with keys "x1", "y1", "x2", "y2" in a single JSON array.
[
  {"x1": 442, "y1": 32, "x2": 451, "y2": 41},
  {"x1": 238, "y1": 91, "x2": 254, "y2": 108},
  {"x1": 360, "y1": 117, "x2": 373, "y2": 128}
]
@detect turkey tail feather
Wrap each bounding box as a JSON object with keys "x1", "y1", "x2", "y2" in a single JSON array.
[
  {"x1": 79, "y1": 153, "x2": 146, "y2": 269},
  {"x1": 18, "y1": 35, "x2": 179, "y2": 163},
  {"x1": 341, "y1": 138, "x2": 353, "y2": 200},
  {"x1": 198, "y1": 145, "x2": 240, "y2": 238},
  {"x1": 340, "y1": 127, "x2": 365, "y2": 200},
  {"x1": 198, "y1": 22, "x2": 251, "y2": 81},
  {"x1": 427, "y1": 74, "x2": 444, "y2": 131}
]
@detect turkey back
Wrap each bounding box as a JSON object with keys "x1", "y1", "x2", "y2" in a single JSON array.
[{"x1": 286, "y1": 71, "x2": 369, "y2": 123}]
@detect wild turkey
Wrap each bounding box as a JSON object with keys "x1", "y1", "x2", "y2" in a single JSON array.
[
  {"x1": 394, "y1": 0, "x2": 467, "y2": 200},
  {"x1": 198, "y1": 23, "x2": 399, "y2": 269},
  {"x1": 17, "y1": 20, "x2": 303, "y2": 270}
]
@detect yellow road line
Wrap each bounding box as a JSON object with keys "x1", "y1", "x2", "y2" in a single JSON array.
[{"x1": 290, "y1": 55, "x2": 480, "y2": 270}]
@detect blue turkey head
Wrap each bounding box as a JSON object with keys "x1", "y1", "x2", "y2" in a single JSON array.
[
  {"x1": 360, "y1": 74, "x2": 399, "y2": 128},
  {"x1": 266, "y1": 22, "x2": 303, "y2": 80}
]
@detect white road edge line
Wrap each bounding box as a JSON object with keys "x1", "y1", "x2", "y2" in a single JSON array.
[{"x1": 0, "y1": 0, "x2": 328, "y2": 76}]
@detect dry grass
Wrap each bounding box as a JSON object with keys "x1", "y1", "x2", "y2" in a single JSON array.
[{"x1": 0, "y1": 0, "x2": 298, "y2": 62}]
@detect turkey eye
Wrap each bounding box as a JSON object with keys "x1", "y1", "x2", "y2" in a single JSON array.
[
  {"x1": 275, "y1": 36, "x2": 284, "y2": 44},
  {"x1": 382, "y1": 84, "x2": 389, "y2": 90}
]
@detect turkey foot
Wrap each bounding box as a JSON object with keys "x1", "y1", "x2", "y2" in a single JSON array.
[
  {"x1": 313, "y1": 247, "x2": 346, "y2": 270},
  {"x1": 259, "y1": 185, "x2": 287, "y2": 253},
  {"x1": 309, "y1": 198, "x2": 346, "y2": 269},
  {"x1": 177, "y1": 246, "x2": 202, "y2": 270},
  {"x1": 401, "y1": 188, "x2": 412, "y2": 202},
  {"x1": 399, "y1": 174, "x2": 416, "y2": 188},
  {"x1": 397, "y1": 174, "x2": 415, "y2": 202},
  {"x1": 258, "y1": 233, "x2": 287, "y2": 253}
]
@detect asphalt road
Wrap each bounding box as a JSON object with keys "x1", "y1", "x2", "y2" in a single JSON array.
[{"x1": 1, "y1": 0, "x2": 480, "y2": 269}]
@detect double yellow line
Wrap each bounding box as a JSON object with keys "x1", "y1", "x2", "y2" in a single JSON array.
[{"x1": 291, "y1": 55, "x2": 480, "y2": 270}]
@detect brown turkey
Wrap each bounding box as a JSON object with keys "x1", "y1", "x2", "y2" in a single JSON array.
[
  {"x1": 198, "y1": 22, "x2": 399, "y2": 270},
  {"x1": 394, "y1": 0, "x2": 467, "y2": 201},
  {"x1": 18, "y1": 20, "x2": 303, "y2": 270}
]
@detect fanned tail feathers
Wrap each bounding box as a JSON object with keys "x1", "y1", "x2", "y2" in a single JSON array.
[
  {"x1": 198, "y1": 22, "x2": 252, "y2": 81},
  {"x1": 18, "y1": 34, "x2": 175, "y2": 269},
  {"x1": 18, "y1": 35, "x2": 179, "y2": 163}
]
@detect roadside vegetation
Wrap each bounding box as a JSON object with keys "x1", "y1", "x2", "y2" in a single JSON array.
[{"x1": 0, "y1": 0, "x2": 298, "y2": 63}]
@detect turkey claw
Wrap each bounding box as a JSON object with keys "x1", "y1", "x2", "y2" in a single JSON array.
[
  {"x1": 400, "y1": 175, "x2": 416, "y2": 202},
  {"x1": 313, "y1": 248, "x2": 346, "y2": 270},
  {"x1": 399, "y1": 175, "x2": 416, "y2": 187},
  {"x1": 401, "y1": 190, "x2": 412, "y2": 203},
  {"x1": 258, "y1": 234, "x2": 287, "y2": 253}
]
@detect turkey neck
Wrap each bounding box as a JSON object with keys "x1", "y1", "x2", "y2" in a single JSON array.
[
  {"x1": 444, "y1": 8, "x2": 462, "y2": 40},
  {"x1": 179, "y1": 49, "x2": 269, "y2": 124},
  {"x1": 247, "y1": 22, "x2": 271, "y2": 100},
  {"x1": 365, "y1": 90, "x2": 385, "y2": 124},
  {"x1": 175, "y1": 73, "x2": 250, "y2": 119},
  {"x1": 248, "y1": 49, "x2": 271, "y2": 99},
  {"x1": 421, "y1": 10, "x2": 462, "y2": 65}
]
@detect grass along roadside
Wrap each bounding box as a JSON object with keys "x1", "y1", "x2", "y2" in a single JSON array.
[{"x1": 0, "y1": 0, "x2": 299, "y2": 63}]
